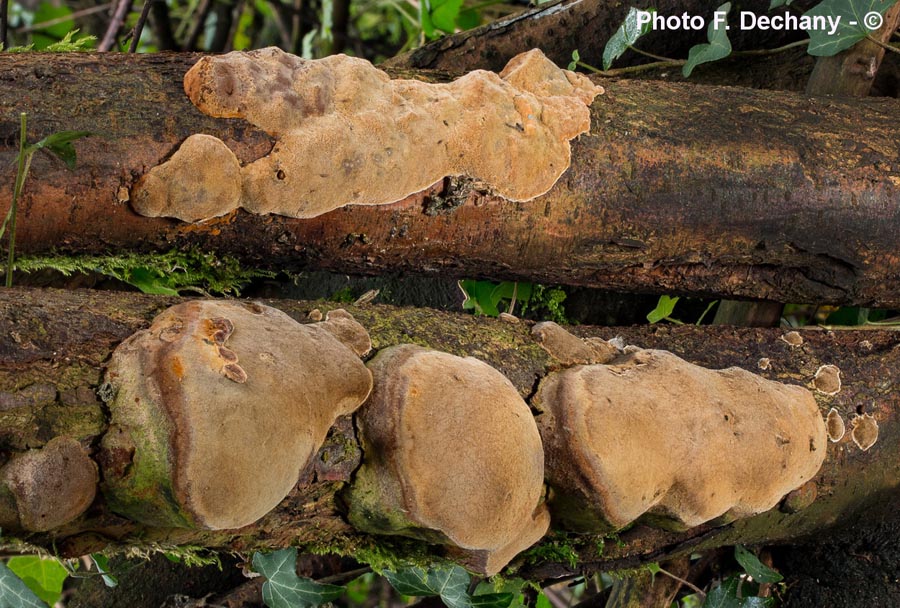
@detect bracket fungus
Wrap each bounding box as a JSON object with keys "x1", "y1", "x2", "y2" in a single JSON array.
[
  {"x1": 0, "y1": 437, "x2": 98, "y2": 532},
  {"x1": 346, "y1": 345, "x2": 549, "y2": 575},
  {"x1": 535, "y1": 349, "x2": 827, "y2": 532},
  {"x1": 132, "y1": 47, "x2": 603, "y2": 221},
  {"x1": 850, "y1": 413, "x2": 878, "y2": 451},
  {"x1": 99, "y1": 300, "x2": 373, "y2": 529},
  {"x1": 532, "y1": 321, "x2": 620, "y2": 365}
]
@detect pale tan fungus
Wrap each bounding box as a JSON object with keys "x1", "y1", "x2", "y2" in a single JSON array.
[
  {"x1": 532, "y1": 321, "x2": 619, "y2": 365},
  {"x1": 346, "y1": 344, "x2": 549, "y2": 576},
  {"x1": 781, "y1": 331, "x2": 804, "y2": 347},
  {"x1": 0, "y1": 437, "x2": 98, "y2": 532},
  {"x1": 850, "y1": 413, "x2": 878, "y2": 451},
  {"x1": 535, "y1": 349, "x2": 827, "y2": 532},
  {"x1": 100, "y1": 300, "x2": 373, "y2": 529},
  {"x1": 826, "y1": 407, "x2": 845, "y2": 442},
  {"x1": 499, "y1": 312, "x2": 520, "y2": 324},
  {"x1": 132, "y1": 47, "x2": 603, "y2": 221},
  {"x1": 131, "y1": 134, "x2": 243, "y2": 222},
  {"x1": 758, "y1": 357, "x2": 771, "y2": 371},
  {"x1": 307, "y1": 308, "x2": 323, "y2": 322},
  {"x1": 318, "y1": 309, "x2": 372, "y2": 357},
  {"x1": 814, "y1": 364, "x2": 841, "y2": 395},
  {"x1": 780, "y1": 480, "x2": 818, "y2": 514}
]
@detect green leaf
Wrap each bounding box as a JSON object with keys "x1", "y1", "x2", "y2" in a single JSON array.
[
  {"x1": 683, "y1": 2, "x2": 733, "y2": 77},
  {"x1": 740, "y1": 597, "x2": 774, "y2": 608},
  {"x1": 27, "y1": 130, "x2": 92, "y2": 170},
  {"x1": 6, "y1": 557, "x2": 66, "y2": 606},
  {"x1": 734, "y1": 546, "x2": 783, "y2": 583},
  {"x1": 603, "y1": 7, "x2": 654, "y2": 70},
  {"x1": 253, "y1": 549, "x2": 346, "y2": 608},
  {"x1": 384, "y1": 566, "x2": 512, "y2": 608},
  {"x1": 459, "y1": 280, "x2": 501, "y2": 316},
  {"x1": 805, "y1": 0, "x2": 898, "y2": 56},
  {"x1": 125, "y1": 267, "x2": 181, "y2": 296},
  {"x1": 31, "y1": 2, "x2": 73, "y2": 48},
  {"x1": 0, "y1": 563, "x2": 48, "y2": 608},
  {"x1": 90, "y1": 554, "x2": 118, "y2": 588},
  {"x1": 431, "y1": 0, "x2": 463, "y2": 33},
  {"x1": 535, "y1": 593, "x2": 552, "y2": 608},
  {"x1": 768, "y1": 0, "x2": 792, "y2": 7},
  {"x1": 568, "y1": 49, "x2": 580, "y2": 71},
  {"x1": 419, "y1": 0, "x2": 436, "y2": 38},
  {"x1": 457, "y1": 8, "x2": 480, "y2": 31},
  {"x1": 703, "y1": 577, "x2": 741, "y2": 608},
  {"x1": 647, "y1": 295, "x2": 679, "y2": 323}
]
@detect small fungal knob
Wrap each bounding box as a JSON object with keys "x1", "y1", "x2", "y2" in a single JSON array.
[
  {"x1": 532, "y1": 321, "x2": 618, "y2": 365},
  {"x1": 535, "y1": 349, "x2": 827, "y2": 532},
  {"x1": 100, "y1": 300, "x2": 373, "y2": 529},
  {"x1": 0, "y1": 437, "x2": 98, "y2": 532},
  {"x1": 825, "y1": 408, "x2": 845, "y2": 442},
  {"x1": 850, "y1": 413, "x2": 878, "y2": 451},
  {"x1": 346, "y1": 344, "x2": 549, "y2": 575},
  {"x1": 813, "y1": 364, "x2": 841, "y2": 395},
  {"x1": 319, "y1": 309, "x2": 372, "y2": 357}
]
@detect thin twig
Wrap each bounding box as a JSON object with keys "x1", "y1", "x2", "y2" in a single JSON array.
[
  {"x1": 129, "y1": 0, "x2": 153, "y2": 52},
  {"x1": 6, "y1": 113, "x2": 27, "y2": 288},
  {"x1": 99, "y1": 0, "x2": 135, "y2": 51},
  {"x1": 317, "y1": 566, "x2": 372, "y2": 585},
  {"x1": 656, "y1": 566, "x2": 706, "y2": 598},
  {"x1": 866, "y1": 34, "x2": 900, "y2": 55},
  {"x1": 184, "y1": 0, "x2": 211, "y2": 50}
]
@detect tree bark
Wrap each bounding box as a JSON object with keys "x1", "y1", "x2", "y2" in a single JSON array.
[
  {"x1": 0, "y1": 286, "x2": 897, "y2": 579},
  {"x1": 0, "y1": 54, "x2": 899, "y2": 306}
]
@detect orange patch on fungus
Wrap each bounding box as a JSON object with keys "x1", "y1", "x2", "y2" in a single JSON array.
[{"x1": 133, "y1": 47, "x2": 603, "y2": 222}]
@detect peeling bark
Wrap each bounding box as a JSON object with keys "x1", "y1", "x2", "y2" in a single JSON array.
[
  {"x1": 0, "y1": 287, "x2": 896, "y2": 579},
  {"x1": 0, "y1": 54, "x2": 899, "y2": 306}
]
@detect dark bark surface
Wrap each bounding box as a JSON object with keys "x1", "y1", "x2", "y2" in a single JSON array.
[
  {"x1": 1, "y1": 54, "x2": 899, "y2": 306},
  {"x1": 0, "y1": 287, "x2": 896, "y2": 580}
]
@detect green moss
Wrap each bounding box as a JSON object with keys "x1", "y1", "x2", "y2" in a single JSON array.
[{"x1": 519, "y1": 532, "x2": 580, "y2": 569}]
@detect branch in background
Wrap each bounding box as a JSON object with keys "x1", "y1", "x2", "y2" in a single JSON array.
[
  {"x1": 129, "y1": 0, "x2": 153, "y2": 52},
  {"x1": 0, "y1": 0, "x2": 8, "y2": 48},
  {"x1": 184, "y1": 0, "x2": 212, "y2": 50},
  {"x1": 98, "y1": 0, "x2": 135, "y2": 51},
  {"x1": 150, "y1": 0, "x2": 177, "y2": 50}
]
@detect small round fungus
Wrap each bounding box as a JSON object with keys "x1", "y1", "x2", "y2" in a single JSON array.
[
  {"x1": 826, "y1": 407, "x2": 845, "y2": 442},
  {"x1": 813, "y1": 364, "x2": 841, "y2": 395},
  {"x1": 100, "y1": 300, "x2": 373, "y2": 530},
  {"x1": 758, "y1": 357, "x2": 771, "y2": 371},
  {"x1": 850, "y1": 413, "x2": 878, "y2": 451},
  {"x1": 535, "y1": 349, "x2": 827, "y2": 532},
  {"x1": 0, "y1": 437, "x2": 98, "y2": 532},
  {"x1": 781, "y1": 331, "x2": 804, "y2": 347},
  {"x1": 346, "y1": 344, "x2": 549, "y2": 575},
  {"x1": 131, "y1": 134, "x2": 243, "y2": 222}
]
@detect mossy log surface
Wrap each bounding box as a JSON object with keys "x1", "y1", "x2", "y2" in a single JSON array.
[
  {"x1": 0, "y1": 287, "x2": 896, "y2": 579},
  {"x1": 0, "y1": 54, "x2": 899, "y2": 306}
]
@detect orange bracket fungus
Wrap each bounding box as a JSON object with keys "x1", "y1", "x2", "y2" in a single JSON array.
[
  {"x1": 345, "y1": 345, "x2": 549, "y2": 575},
  {"x1": 132, "y1": 47, "x2": 603, "y2": 222},
  {"x1": 535, "y1": 349, "x2": 827, "y2": 532},
  {"x1": 0, "y1": 437, "x2": 98, "y2": 532},
  {"x1": 99, "y1": 301, "x2": 372, "y2": 530}
]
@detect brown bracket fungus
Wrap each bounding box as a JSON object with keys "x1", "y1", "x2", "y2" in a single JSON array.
[
  {"x1": 99, "y1": 301, "x2": 373, "y2": 529},
  {"x1": 532, "y1": 321, "x2": 620, "y2": 365},
  {"x1": 345, "y1": 344, "x2": 549, "y2": 575},
  {"x1": 813, "y1": 364, "x2": 841, "y2": 395},
  {"x1": 132, "y1": 47, "x2": 603, "y2": 221},
  {"x1": 535, "y1": 349, "x2": 827, "y2": 532},
  {"x1": 0, "y1": 437, "x2": 98, "y2": 532},
  {"x1": 826, "y1": 407, "x2": 846, "y2": 442}
]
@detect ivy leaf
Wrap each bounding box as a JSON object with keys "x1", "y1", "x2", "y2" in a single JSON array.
[
  {"x1": 253, "y1": 549, "x2": 346, "y2": 608},
  {"x1": 27, "y1": 130, "x2": 92, "y2": 170},
  {"x1": 603, "y1": 7, "x2": 655, "y2": 70},
  {"x1": 683, "y1": 2, "x2": 733, "y2": 77},
  {"x1": 734, "y1": 546, "x2": 783, "y2": 584},
  {"x1": 647, "y1": 295, "x2": 679, "y2": 323},
  {"x1": 703, "y1": 577, "x2": 741, "y2": 608},
  {"x1": 384, "y1": 566, "x2": 513, "y2": 608},
  {"x1": 804, "y1": 0, "x2": 898, "y2": 56},
  {"x1": 0, "y1": 563, "x2": 48, "y2": 608},
  {"x1": 5, "y1": 557, "x2": 66, "y2": 607},
  {"x1": 768, "y1": 0, "x2": 792, "y2": 7}
]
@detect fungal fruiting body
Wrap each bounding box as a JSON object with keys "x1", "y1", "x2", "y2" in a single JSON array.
[
  {"x1": 535, "y1": 349, "x2": 826, "y2": 532},
  {"x1": 0, "y1": 437, "x2": 98, "y2": 532},
  {"x1": 100, "y1": 301, "x2": 373, "y2": 529},
  {"x1": 346, "y1": 345, "x2": 549, "y2": 576},
  {"x1": 132, "y1": 47, "x2": 603, "y2": 222}
]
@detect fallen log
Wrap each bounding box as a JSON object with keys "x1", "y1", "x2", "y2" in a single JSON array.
[
  {"x1": 0, "y1": 287, "x2": 896, "y2": 580},
  {"x1": 0, "y1": 53, "x2": 899, "y2": 305}
]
